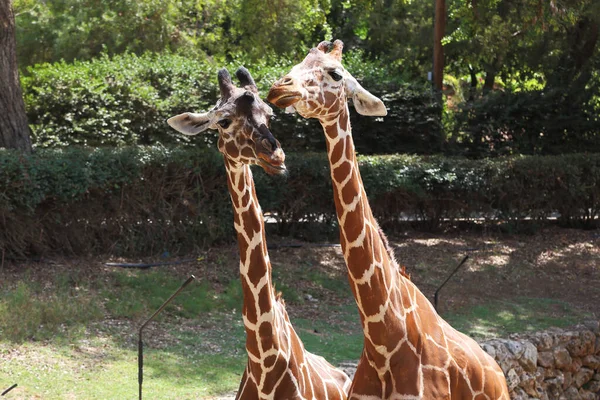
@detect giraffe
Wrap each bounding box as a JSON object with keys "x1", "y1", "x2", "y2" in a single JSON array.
[
  {"x1": 167, "y1": 67, "x2": 351, "y2": 400},
  {"x1": 267, "y1": 41, "x2": 510, "y2": 400}
]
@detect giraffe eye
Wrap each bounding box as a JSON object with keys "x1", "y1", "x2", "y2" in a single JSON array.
[
  {"x1": 328, "y1": 71, "x2": 343, "y2": 81},
  {"x1": 218, "y1": 119, "x2": 231, "y2": 129}
]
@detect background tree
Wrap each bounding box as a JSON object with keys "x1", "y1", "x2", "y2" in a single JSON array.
[
  {"x1": 7, "y1": 0, "x2": 600, "y2": 156},
  {"x1": 0, "y1": 0, "x2": 31, "y2": 152}
]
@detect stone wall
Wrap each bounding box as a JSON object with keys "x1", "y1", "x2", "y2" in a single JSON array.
[
  {"x1": 481, "y1": 321, "x2": 600, "y2": 400},
  {"x1": 338, "y1": 321, "x2": 600, "y2": 399}
]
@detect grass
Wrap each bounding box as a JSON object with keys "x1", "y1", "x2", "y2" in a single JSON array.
[
  {"x1": 293, "y1": 304, "x2": 364, "y2": 364},
  {"x1": 0, "y1": 268, "x2": 362, "y2": 399},
  {"x1": 0, "y1": 246, "x2": 595, "y2": 399},
  {"x1": 0, "y1": 279, "x2": 103, "y2": 342},
  {"x1": 0, "y1": 320, "x2": 246, "y2": 399},
  {"x1": 443, "y1": 297, "x2": 592, "y2": 339}
]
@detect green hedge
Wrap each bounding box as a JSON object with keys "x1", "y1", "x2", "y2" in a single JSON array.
[
  {"x1": 21, "y1": 52, "x2": 441, "y2": 154},
  {"x1": 1, "y1": 147, "x2": 598, "y2": 256}
]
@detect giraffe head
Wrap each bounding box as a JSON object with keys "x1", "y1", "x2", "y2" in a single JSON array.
[
  {"x1": 168, "y1": 67, "x2": 286, "y2": 174},
  {"x1": 267, "y1": 40, "x2": 387, "y2": 120}
]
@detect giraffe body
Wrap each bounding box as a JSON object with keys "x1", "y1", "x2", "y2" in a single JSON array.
[
  {"x1": 267, "y1": 42, "x2": 509, "y2": 400},
  {"x1": 168, "y1": 67, "x2": 350, "y2": 400}
]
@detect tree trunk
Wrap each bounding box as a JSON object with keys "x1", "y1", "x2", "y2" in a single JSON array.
[
  {"x1": 433, "y1": 0, "x2": 446, "y2": 95},
  {"x1": 482, "y1": 70, "x2": 496, "y2": 95},
  {"x1": 468, "y1": 64, "x2": 478, "y2": 101},
  {"x1": 0, "y1": 0, "x2": 32, "y2": 153}
]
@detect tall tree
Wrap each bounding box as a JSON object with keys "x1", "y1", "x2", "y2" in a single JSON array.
[
  {"x1": 0, "y1": 0, "x2": 32, "y2": 152},
  {"x1": 433, "y1": 0, "x2": 446, "y2": 93}
]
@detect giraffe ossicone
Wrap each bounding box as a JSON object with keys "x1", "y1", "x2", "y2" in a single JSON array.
[
  {"x1": 168, "y1": 67, "x2": 351, "y2": 400},
  {"x1": 268, "y1": 42, "x2": 510, "y2": 400}
]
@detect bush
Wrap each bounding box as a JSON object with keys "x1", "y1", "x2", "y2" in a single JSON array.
[
  {"x1": 22, "y1": 53, "x2": 226, "y2": 147},
  {"x1": 0, "y1": 146, "x2": 233, "y2": 256},
  {"x1": 22, "y1": 52, "x2": 442, "y2": 154},
  {"x1": 1, "y1": 147, "x2": 598, "y2": 257},
  {"x1": 451, "y1": 88, "x2": 600, "y2": 157}
]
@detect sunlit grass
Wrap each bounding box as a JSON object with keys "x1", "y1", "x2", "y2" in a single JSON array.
[
  {"x1": 0, "y1": 266, "x2": 594, "y2": 398},
  {"x1": 443, "y1": 297, "x2": 592, "y2": 339},
  {"x1": 293, "y1": 304, "x2": 363, "y2": 364},
  {"x1": 0, "y1": 327, "x2": 245, "y2": 399}
]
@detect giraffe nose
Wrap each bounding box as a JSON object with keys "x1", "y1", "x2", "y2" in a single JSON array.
[
  {"x1": 258, "y1": 124, "x2": 279, "y2": 151},
  {"x1": 278, "y1": 76, "x2": 294, "y2": 87},
  {"x1": 261, "y1": 138, "x2": 274, "y2": 152}
]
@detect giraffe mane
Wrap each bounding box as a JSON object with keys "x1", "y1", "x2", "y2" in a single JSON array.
[{"x1": 377, "y1": 224, "x2": 411, "y2": 280}]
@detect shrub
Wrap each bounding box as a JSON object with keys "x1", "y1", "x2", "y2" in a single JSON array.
[
  {"x1": 451, "y1": 88, "x2": 600, "y2": 157},
  {"x1": 0, "y1": 148, "x2": 598, "y2": 257},
  {"x1": 22, "y1": 52, "x2": 442, "y2": 154},
  {"x1": 22, "y1": 53, "x2": 225, "y2": 147}
]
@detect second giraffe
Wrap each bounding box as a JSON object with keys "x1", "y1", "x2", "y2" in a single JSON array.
[
  {"x1": 168, "y1": 67, "x2": 351, "y2": 400},
  {"x1": 268, "y1": 40, "x2": 510, "y2": 400}
]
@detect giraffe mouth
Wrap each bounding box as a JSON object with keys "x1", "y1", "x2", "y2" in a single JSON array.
[
  {"x1": 257, "y1": 159, "x2": 287, "y2": 175},
  {"x1": 257, "y1": 149, "x2": 286, "y2": 175},
  {"x1": 266, "y1": 91, "x2": 302, "y2": 109}
]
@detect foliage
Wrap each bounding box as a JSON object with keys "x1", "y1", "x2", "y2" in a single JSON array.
[
  {"x1": 13, "y1": 0, "x2": 213, "y2": 65},
  {"x1": 0, "y1": 145, "x2": 233, "y2": 256},
  {"x1": 21, "y1": 53, "x2": 224, "y2": 147},
  {"x1": 451, "y1": 87, "x2": 600, "y2": 156},
  {"x1": 12, "y1": 0, "x2": 331, "y2": 66},
  {"x1": 0, "y1": 147, "x2": 598, "y2": 257},
  {"x1": 14, "y1": 0, "x2": 599, "y2": 157},
  {"x1": 22, "y1": 52, "x2": 441, "y2": 154}
]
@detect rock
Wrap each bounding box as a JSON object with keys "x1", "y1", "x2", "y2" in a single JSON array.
[
  {"x1": 571, "y1": 357, "x2": 583, "y2": 373},
  {"x1": 545, "y1": 371, "x2": 565, "y2": 397},
  {"x1": 582, "y1": 320, "x2": 599, "y2": 334},
  {"x1": 539, "y1": 351, "x2": 555, "y2": 368},
  {"x1": 536, "y1": 367, "x2": 546, "y2": 385},
  {"x1": 481, "y1": 342, "x2": 496, "y2": 359},
  {"x1": 545, "y1": 368, "x2": 561, "y2": 379},
  {"x1": 578, "y1": 389, "x2": 597, "y2": 400},
  {"x1": 495, "y1": 342, "x2": 516, "y2": 372},
  {"x1": 567, "y1": 331, "x2": 596, "y2": 357},
  {"x1": 554, "y1": 347, "x2": 573, "y2": 370},
  {"x1": 563, "y1": 371, "x2": 572, "y2": 389},
  {"x1": 519, "y1": 372, "x2": 539, "y2": 397},
  {"x1": 574, "y1": 368, "x2": 594, "y2": 388},
  {"x1": 583, "y1": 379, "x2": 600, "y2": 393},
  {"x1": 563, "y1": 386, "x2": 582, "y2": 400},
  {"x1": 338, "y1": 362, "x2": 357, "y2": 380},
  {"x1": 582, "y1": 355, "x2": 600, "y2": 369},
  {"x1": 303, "y1": 293, "x2": 318, "y2": 302},
  {"x1": 511, "y1": 387, "x2": 526, "y2": 400},
  {"x1": 475, "y1": 322, "x2": 600, "y2": 400},
  {"x1": 507, "y1": 340, "x2": 526, "y2": 358},
  {"x1": 519, "y1": 342, "x2": 538, "y2": 373},
  {"x1": 511, "y1": 387, "x2": 530, "y2": 400},
  {"x1": 532, "y1": 332, "x2": 555, "y2": 351},
  {"x1": 507, "y1": 368, "x2": 521, "y2": 391}
]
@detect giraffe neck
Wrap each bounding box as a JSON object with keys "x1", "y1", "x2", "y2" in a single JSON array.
[
  {"x1": 319, "y1": 105, "x2": 414, "y2": 339},
  {"x1": 224, "y1": 159, "x2": 279, "y2": 357}
]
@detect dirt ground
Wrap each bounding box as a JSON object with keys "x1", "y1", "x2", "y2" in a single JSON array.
[
  {"x1": 1, "y1": 225, "x2": 598, "y2": 399},
  {"x1": 3, "y1": 225, "x2": 597, "y2": 324}
]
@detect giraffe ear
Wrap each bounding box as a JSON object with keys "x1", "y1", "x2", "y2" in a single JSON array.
[
  {"x1": 167, "y1": 112, "x2": 214, "y2": 135},
  {"x1": 346, "y1": 77, "x2": 387, "y2": 117}
]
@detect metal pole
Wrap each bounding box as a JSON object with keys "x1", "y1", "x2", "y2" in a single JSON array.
[
  {"x1": 138, "y1": 275, "x2": 196, "y2": 400},
  {"x1": 434, "y1": 256, "x2": 469, "y2": 312},
  {"x1": 1, "y1": 384, "x2": 17, "y2": 396}
]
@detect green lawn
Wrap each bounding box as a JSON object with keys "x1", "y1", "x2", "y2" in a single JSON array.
[{"x1": 0, "y1": 262, "x2": 593, "y2": 398}]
